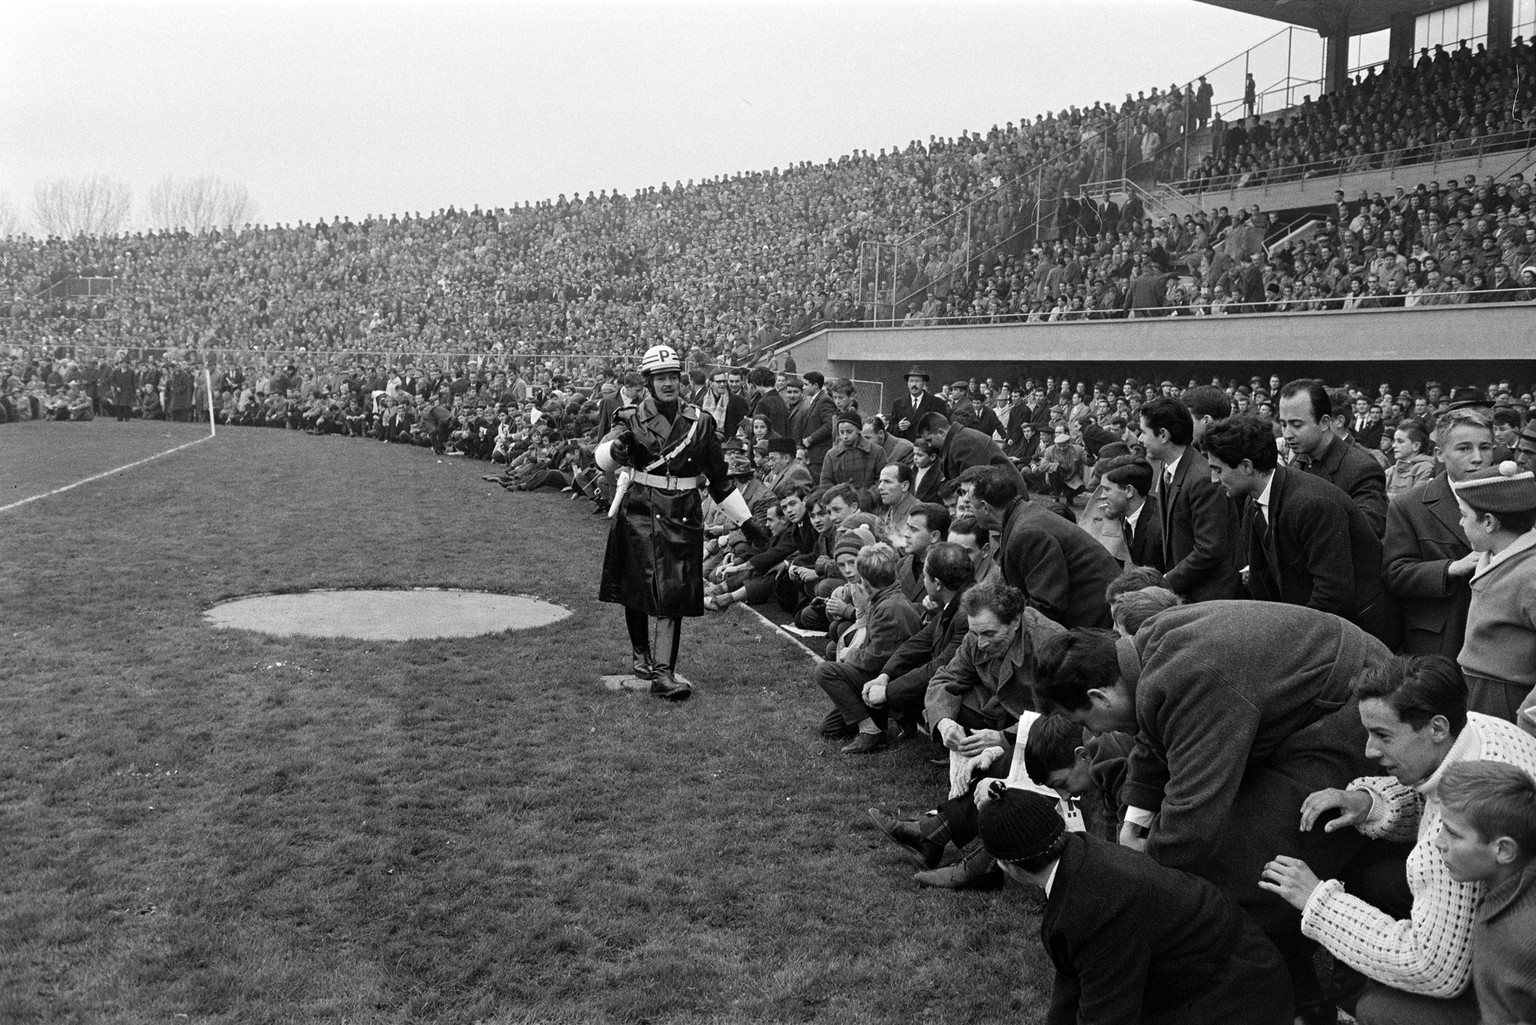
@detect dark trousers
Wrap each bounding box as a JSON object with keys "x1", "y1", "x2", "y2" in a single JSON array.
[{"x1": 815, "y1": 662, "x2": 881, "y2": 729}]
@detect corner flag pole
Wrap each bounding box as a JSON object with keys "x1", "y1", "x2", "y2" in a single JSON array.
[{"x1": 205, "y1": 368, "x2": 217, "y2": 436}]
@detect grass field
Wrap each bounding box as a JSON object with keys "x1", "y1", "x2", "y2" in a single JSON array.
[{"x1": 0, "y1": 420, "x2": 1051, "y2": 1025}]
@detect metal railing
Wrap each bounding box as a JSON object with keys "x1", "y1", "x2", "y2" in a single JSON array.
[
  {"x1": 1171, "y1": 125, "x2": 1536, "y2": 195},
  {"x1": 849, "y1": 291, "x2": 1535, "y2": 329}
]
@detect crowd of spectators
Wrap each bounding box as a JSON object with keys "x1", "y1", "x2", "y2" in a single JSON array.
[
  {"x1": 11, "y1": 332, "x2": 1536, "y2": 1025},
  {"x1": 1185, "y1": 38, "x2": 1536, "y2": 192},
  {"x1": 890, "y1": 168, "x2": 1536, "y2": 324},
  {"x1": 3, "y1": 42, "x2": 1533, "y2": 367},
  {"x1": 9, "y1": 38, "x2": 1536, "y2": 1025}
]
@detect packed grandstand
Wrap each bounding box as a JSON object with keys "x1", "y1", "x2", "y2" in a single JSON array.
[{"x1": 10, "y1": 11, "x2": 1536, "y2": 1025}]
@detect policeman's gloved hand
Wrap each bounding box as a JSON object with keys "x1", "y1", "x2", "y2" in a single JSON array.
[{"x1": 739, "y1": 518, "x2": 772, "y2": 550}]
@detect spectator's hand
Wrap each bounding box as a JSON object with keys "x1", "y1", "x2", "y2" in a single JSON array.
[
  {"x1": 1259, "y1": 855, "x2": 1323, "y2": 910},
  {"x1": 898, "y1": 417, "x2": 911, "y2": 433},
  {"x1": 721, "y1": 561, "x2": 751, "y2": 581},
  {"x1": 937, "y1": 719, "x2": 967, "y2": 751},
  {"x1": 1118, "y1": 820, "x2": 1149, "y2": 852},
  {"x1": 861, "y1": 674, "x2": 889, "y2": 707},
  {"x1": 1299, "y1": 787, "x2": 1372, "y2": 832},
  {"x1": 825, "y1": 593, "x2": 850, "y2": 618},
  {"x1": 1447, "y1": 552, "x2": 1480, "y2": 579},
  {"x1": 956, "y1": 728, "x2": 1004, "y2": 756}
]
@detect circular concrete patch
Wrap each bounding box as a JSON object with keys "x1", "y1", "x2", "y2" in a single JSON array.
[{"x1": 205, "y1": 588, "x2": 570, "y2": 640}]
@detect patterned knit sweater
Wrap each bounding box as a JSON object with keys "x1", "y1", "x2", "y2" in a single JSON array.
[{"x1": 1300, "y1": 713, "x2": 1536, "y2": 996}]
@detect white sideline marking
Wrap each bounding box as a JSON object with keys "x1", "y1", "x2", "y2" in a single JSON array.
[
  {"x1": 0, "y1": 432, "x2": 216, "y2": 514},
  {"x1": 741, "y1": 603, "x2": 825, "y2": 664}
]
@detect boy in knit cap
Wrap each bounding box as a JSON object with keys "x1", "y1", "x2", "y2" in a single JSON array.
[
  {"x1": 977, "y1": 784, "x2": 1292, "y2": 1024},
  {"x1": 1434, "y1": 760, "x2": 1536, "y2": 1025},
  {"x1": 1451, "y1": 461, "x2": 1536, "y2": 732}
]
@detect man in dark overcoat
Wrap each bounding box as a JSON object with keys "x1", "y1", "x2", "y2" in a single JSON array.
[
  {"x1": 1032, "y1": 601, "x2": 1390, "y2": 1018},
  {"x1": 887, "y1": 364, "x2": 948, "y2": 442},
  {"x1": 977, "y1": 787, "x2": 1293, "y2": 1025},
  {"x1": 596, "y1": 344, "x2": 764, "y2": 700}
]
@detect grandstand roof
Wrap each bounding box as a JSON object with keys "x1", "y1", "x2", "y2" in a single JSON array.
[{"x1": 1191, "y1": 0, "x2": 1441, "y2": 37}]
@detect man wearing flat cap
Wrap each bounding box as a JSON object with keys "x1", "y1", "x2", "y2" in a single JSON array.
[
  {"x1": 819, "y1": 410, "x2": 882, "y2": 506},
  {"x1": 978, "y1": 784, "x2": 1293, "y2": 1025},
  {"x1": 888, "y1": 365, "x2": 948, "y2": 443}
]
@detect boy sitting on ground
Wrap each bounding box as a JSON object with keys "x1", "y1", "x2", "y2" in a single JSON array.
[{"x1": 1434, "y1": 759, "x2": 1536, "y2": 1025}]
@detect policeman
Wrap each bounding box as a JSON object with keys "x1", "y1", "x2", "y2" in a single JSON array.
[{"x1": 596, "y1": 344, "x2": 765, "y2": 700}]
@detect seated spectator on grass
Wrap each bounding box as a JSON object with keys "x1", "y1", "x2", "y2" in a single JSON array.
[
  {"x1": 1434, "y1": 760, "x2": 1536, "y2": 1025},
  {"x1": 843, "y1": 540, "x2": 974, "y2": 745},
  {"x1": 873, "y1": 463, "x2": 918, "y2": 543},
  {"x1": 978, "y1": 786, "x2": 1294, "y2": 1025},
  {"x1": 1260, "y1": 656, "x2": 1536, "y2": 1025},
  {"x1": 814, "y1": 541, "x2": 922, "y2": 754},
  {"x1": 890, "y1": 501, "x2": 948, "y2": 604}
]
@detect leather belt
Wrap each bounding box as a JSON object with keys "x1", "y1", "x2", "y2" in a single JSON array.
[{"x1": 630, "y1": 470, "x2": 702, "y2": 490}]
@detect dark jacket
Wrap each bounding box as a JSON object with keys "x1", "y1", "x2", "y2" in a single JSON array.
[
  {"x1": 750, "y1": 388, "x2": 789, "y2": 438},
  {"x1": 887, "y1": 390, "x2": 948, "y2": 441},
  {"x1": 1301, "y1": 433, "x2": 1389, "y2": 538},
  {"x1": 791, "y1": 389, "x2": 837, "y2": 476},
  {"x1": 998, "y1": 499, "x2": 1118, "y2": 628},
  {"x1": 924, "y1": 607, "x2": 1064, "y2": 732},
  {"x1": 1039, "y1": 833, "x2": 1293, "y2": 1025},
  {"x1": 598, "y1": 398, "x2": 730, "y2": 617},
  {"x1": 880, "y1": 581, "x2": 973, "y2": 694},
  {"x1": 1244, "y1": 466, "x2": 1385, "y2": 635},
  {"x1": 1383, "y1": 473, "x2": 1473, "y2": 657},
  {"x1": 1124, "y1": 499, "x2": 1164, "y2": 570},
  {"x1": 1123, "y1": 602, "x2": 1387, "y2": 926},
  {"x1": 1155, "y1": 446, "x2": 1241, "y2": 601},
  {"x1": 941, "y1": 423, "x2": 1027, "y2": 493}
]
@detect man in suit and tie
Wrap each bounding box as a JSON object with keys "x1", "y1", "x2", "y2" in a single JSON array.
[
  {"x1": 1278, "y1": 379, "x2": 1388, "y2": 537},
  {"x1": 1137, "y1": 397, "x2": 1239, "y2": 602},
  {"x1": 1097, "y1": 456, "x2": 1163, "y2": 569},
  {"x1": 1204, "y1": 415, "x2": 1386, "y2": 640},
  {"x1": 794, "y1": 371, "x2": 837, "y2": 479},
  {"x1": 1383, "y1": 408, "x2": 1494, "y2": 656},
  {"x1": 888, "y1": 365, "x2": 948, "y2": 443},
  {"x1": 1350, "y1": 396, "x2": 1384, "y2": 452}
]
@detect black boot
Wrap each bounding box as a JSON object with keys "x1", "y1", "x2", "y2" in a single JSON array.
[
  {"x1": 631, "y1": 647, "x2": 655, "y2": 681},
  {"x1": 649, "y1": 663, "x2": 691, "y2": 701}
]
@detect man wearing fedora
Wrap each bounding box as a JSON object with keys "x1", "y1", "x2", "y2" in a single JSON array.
[{"x1": 888, "y1": 365, "x2": 948, "y2": 443}]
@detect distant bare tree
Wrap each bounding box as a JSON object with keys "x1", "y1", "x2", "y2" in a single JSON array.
[
  {"x1": 32, "y1": 175, "x2": 134, "y2": 237},
  {"x1": 0, "y1": 193, "x2": 23, "y2": 238},
  {"x1": 146, "y1": 175, "x2": 256, "y2": 233}
]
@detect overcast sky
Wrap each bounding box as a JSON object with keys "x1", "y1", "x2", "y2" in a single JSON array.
[{"x1": 0, "y1": 1, "x2": 1325, "y2": 229}]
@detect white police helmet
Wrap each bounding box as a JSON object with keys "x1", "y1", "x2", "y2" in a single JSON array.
[{"x1": 639, "y1": 344, "x2": 682, "y2": 377}]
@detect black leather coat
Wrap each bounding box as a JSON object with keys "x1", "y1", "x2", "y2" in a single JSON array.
[{"x1": 598, "y1": 397, "x2": 730, "y2": 617}]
